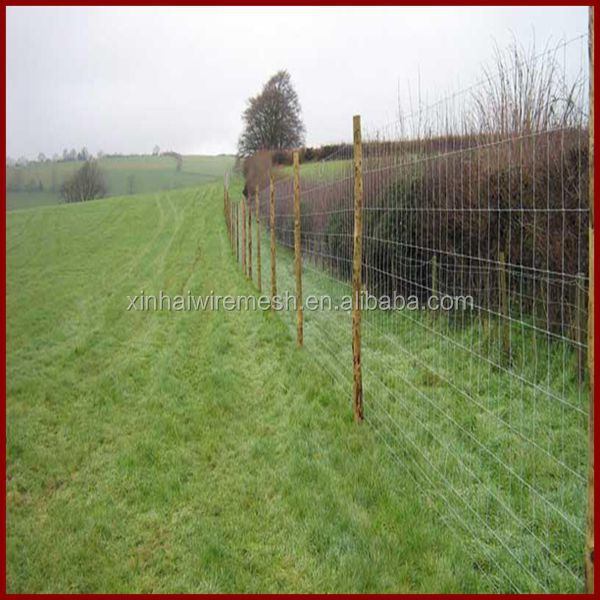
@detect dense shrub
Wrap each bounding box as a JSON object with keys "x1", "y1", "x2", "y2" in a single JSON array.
[{"x1": 268, "y1": 130, "x2": 588, "y2": 338}]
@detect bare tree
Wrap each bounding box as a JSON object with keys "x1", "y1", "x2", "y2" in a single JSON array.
[
  {"x1": 152, "y1": 145, "x2": 160, "y2": 156},
  {"x1": 237, "y1": 70, "x2": 305, "y2": 157},
  {"x1": 60, "y1": 160, "x2": 107, "y2": 203}
]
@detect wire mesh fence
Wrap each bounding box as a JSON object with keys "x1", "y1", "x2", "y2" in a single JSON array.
[{"x1": 224, "y1": 29, "x2": 593, "y2": 593}]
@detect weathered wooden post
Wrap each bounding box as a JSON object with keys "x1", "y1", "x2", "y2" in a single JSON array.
[
  {"x1": 352, "y1": 115, "x2": 364, "y2": 422},
  {"x1": 585, "y1": 5, "x2": 595, "y2": 593},
  {"x1": 431, "y1": 255, "x2": 438, "y2": 318},
  {"x1": 241, "y1": 196, "x2": 247, "y2": 275},
  {"x1": 227, "y1": 189, "x2": 232, "y2": 247},
  {"x1": 270, "y1": 173, "x2": 277, "y2": 308},
  {"x1": 227, "y1": 188, "x2": 231, "y2": 241},
  {"x1": 248, "y1": 196, "x2": 253, "y2": 280},
  {"x1": 293, "y1": 151, "x2": 303, "y2": 346},
  {"x1": 575, "y1": 273, "x2": 587, "y2": 385},
  {"x1": 235, "y1": 202, "x2": 239, "y2": 264},
  {"x1": 255, "y1": 184, "x2": 262, "y2": 293},
  {"x1": 229, "y1": 194, "x2": 233, "y2": 251},
  {"x1": 225, "y1": 187, "x2": 229, "y2": 244},
  {"x1": 498, "y1": 251, "x2": 510, "y2": 360}
]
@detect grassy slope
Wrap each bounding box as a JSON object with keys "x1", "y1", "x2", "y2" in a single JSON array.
[
  {"x1": 6, "y1": 184, "x2": 479, "y2": 593},
  {"x1": 6, "y1": 155, "x2": 236, "y2": 211}
]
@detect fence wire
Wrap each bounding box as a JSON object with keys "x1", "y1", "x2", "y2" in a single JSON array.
[{"x1": 229, "y1": 33, "x2": 591, "y2": 593}]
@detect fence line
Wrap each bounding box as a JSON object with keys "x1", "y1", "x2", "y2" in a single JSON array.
[
  {"x1": 255, "y1": 184, "x2": 262, "y2": 293},
  {"x1": 223, "y1": 24, "x2": 594, "y2": 593}
]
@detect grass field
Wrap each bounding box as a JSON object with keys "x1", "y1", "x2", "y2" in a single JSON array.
[
  {"x1": 269, "y1": 242, "x2": 588, "y2": 593},
  {"x1": 6, "y1": 155, "x2": 236, "y2": 211},
  {"x1": 276, "y1": 157, "x2": 351, "y2": 182},
  {"x1": 229, "y1": 187, "x2": 588, "y2": 592},
  {"x1": 6, "y1": 181, "x2": 488, "y2": 593},
  {"x1": 7, "y1": 171, "x2": 587, "y2": 593}
]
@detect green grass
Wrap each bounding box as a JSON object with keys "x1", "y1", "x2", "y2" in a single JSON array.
[
  {"x1": 7, "y1": 175, "x2": 588, "y2": 592},
  {"x1": 5, "y1": 190, "x2": 64, "y2": 211},
  {"x1": 6, "y1": 154, "x2": 236, "y2": 210},
  {"x1": 7, "y1": 181, "x2": 483, "y2": 593},
  {"x1": 238, "y1": 196, "x2": 589, "y2": 593},
  {"x1": 277, "y1": 158, "x2": 351, "y2": 182}
]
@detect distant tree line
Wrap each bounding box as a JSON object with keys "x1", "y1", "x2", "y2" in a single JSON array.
[
  {"x1": 6, "y1": 145, "x2": 186, "y2": 169},
  {"x1": 6, "y1": 147, "x2": 97, "y2": 168},
  {"x1": 6, "y1": 144, "x2": 186, "y2": 200},
  {"x1": 60, "y1": 147, "x2": 91, "y2": 162}
]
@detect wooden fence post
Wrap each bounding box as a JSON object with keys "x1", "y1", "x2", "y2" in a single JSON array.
[
  {"x1": 575, "y1": 273, "x2": 587, "y2": 385},
  {"x1": 225, "y1": 187, "x2": 229, "y2": 243},
  {"x1": 223, "y1": 185, "x2": 231, "y2": 243},
  {"x1": 352, "y1": 115, "x2": 364, "y2": 422},
  {"x1": 226, "y1": 188, "x2": 231, "y2": 248},
  {"x1": 293, "y1": 151, "x2": 303, "y2": 346},
  {"x1": 241, "y1": 197, "x2": 247, "y2": 275},
  {"x1": 224, "y1": 184, "x2": 227, "y2": 239},
  {"x1": 585, "y1": 5, "x2": 595, "y2": 593},
  {"x1": 235, "y1": 202, "x2": 239, "y2": 264},
  {"x1": 248, "y1": 196, "x2": 252, "y2": 280},
  {"x1": 498, "y1": 251, "x2": 510, "y2": 360},
  {"x1": 229, "y1": 194, "x2": 233, "y2": 251},
  {"x1": 431, "y1": 255, "x2": 438, "y2": 318},
  {"x1": 270, "y1": 173, "x2": 277, "y2": 308},
  {"x1": 255, "y1": 184, "x2": 261, "y2": 293}
]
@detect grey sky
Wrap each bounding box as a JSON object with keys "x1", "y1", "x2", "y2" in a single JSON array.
[{"x1": 6, "y1": 6, "x2": 588, "y2": 159}]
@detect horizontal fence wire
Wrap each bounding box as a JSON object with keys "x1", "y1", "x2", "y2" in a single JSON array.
[{"x1": 229, "y1": 32, "x2": 591, "y2": 593}]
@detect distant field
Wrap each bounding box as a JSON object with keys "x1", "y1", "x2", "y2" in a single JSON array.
[{"x1": 6, "y1": 154, "x2": 236, "y2": 210}]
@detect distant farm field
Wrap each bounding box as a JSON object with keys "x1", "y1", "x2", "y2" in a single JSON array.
[{"x1": 6, "y1": 154, "x2": 236, "y2": 210}]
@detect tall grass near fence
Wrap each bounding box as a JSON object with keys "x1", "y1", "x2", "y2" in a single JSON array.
[{"x1": 225, "y1": 31, "x2": 593, "y2": 593}]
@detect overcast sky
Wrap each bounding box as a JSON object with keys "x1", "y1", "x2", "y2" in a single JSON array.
[{"x1": 6, "y1": 6, "x2": 588, "y2": 159}]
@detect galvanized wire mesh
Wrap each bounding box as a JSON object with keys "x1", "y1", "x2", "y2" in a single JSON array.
[{"x1": 228, "y1": 33, "x2": 591, "y2": 593}]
